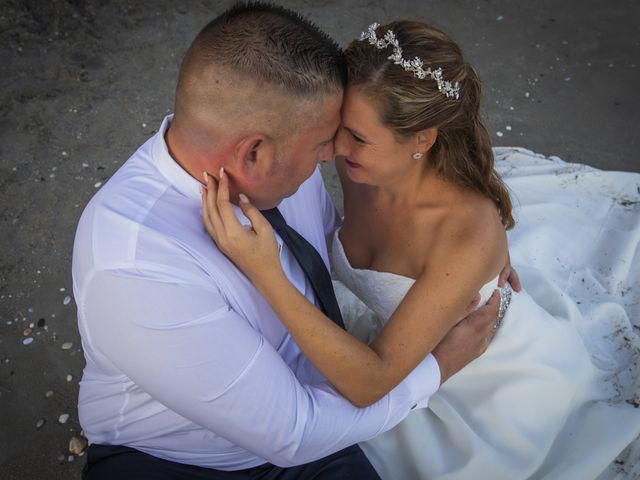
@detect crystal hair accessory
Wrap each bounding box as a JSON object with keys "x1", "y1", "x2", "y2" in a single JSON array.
[{"x1": 359, "y1": 22, "x2": 461, "y2": 100}]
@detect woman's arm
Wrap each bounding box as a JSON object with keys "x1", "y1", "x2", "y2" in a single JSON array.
[{"x1": 202, "y1": 170, "x2": 506, "y2": 407}]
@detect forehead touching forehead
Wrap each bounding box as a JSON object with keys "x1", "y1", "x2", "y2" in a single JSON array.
[{"x1": 288, "y1": 91, "x2": 343, "y2": 147}]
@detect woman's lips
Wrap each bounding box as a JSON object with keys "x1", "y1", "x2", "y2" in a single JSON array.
[{"x1": 345, "y1": 159, "x2": 361, "y2": 169}]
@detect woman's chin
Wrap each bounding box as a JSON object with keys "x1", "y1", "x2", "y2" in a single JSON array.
[{"x1": 345, "y1": 166, "x2": 367, "y2": 183}]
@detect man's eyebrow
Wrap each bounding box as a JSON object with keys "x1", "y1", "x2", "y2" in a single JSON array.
[{"x1": 317, "y1": 126, "x2": 340, "y2": 146}]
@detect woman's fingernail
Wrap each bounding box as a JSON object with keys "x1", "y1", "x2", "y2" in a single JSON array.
[
  {"x1": 199, "y1": 185, "x2": 204, "y2": 195},
  {"x1": 219, "y1": 167, "x2": 225, "y2": 178},
  {"x1": 239, "y1": 193, "x2": 249, "y2": 204},
  {"x1": 203, "y1": 171, "x2": 208, "y2": 182}
]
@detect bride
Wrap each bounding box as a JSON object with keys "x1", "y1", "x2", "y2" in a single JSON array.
[{"x1": 202, "y1": 20, "x2": 640, "y2": 479}]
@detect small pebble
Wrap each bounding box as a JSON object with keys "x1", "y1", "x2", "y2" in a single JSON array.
[
  {"x1": 496, "y1": 131, "x2": 504, "y2": 137},
  {"x1": 496, "y1": 15, "x2": 504, "y2": 21},
  {"x1": 525, "y1": 92, "x2": 530, "y2": 98},
  {"x1": 68, "y1": 455, "x2": 75, "y2": 463},
  {"x1": 45, "y1": 390, "x2": 54, "y2": 398},
  {"x1": 141, "y1": 122, "x2": 147, "y2": 128},
  {"x1": 56, "y1": 453, "x2": 65, "y2": 462},
  {"x1": 94, "y1": 182, "x2": 102, "y2": 188},
  {"x1": 61, "y1": 342, "x2": 73, "y2": 350},
  {"x1": 69, "y1": 435, "x2": 88, "y2": 455},
  {"x1": 506, "y1": 125, "x2": 512, "y2": 131},
  {"x1": 23, "y1": 337, "x2": 34, "y2": 345},
  {"x1": 36, "y1": 418, "x2": 46, "y2": 428},
  {"x1": 58, "y1": 413, "x2": 70, "y2": 424},
  {"x1": 66, "y1": 374, "x2": 73, "y2": 382},
  {"x1": 23, "y1": 328, "x2": 32, "y2": 336},
  {"x1": 63, "y1": 296, "x2": 71, "y2": 305},
  {"x1": 37, "y1": 318, "x2": 46, "y2": 327}
]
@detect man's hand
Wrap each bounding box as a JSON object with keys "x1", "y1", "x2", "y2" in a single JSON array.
[
  {"x1": 431, "y1": 290, "x2": 501, "y2": 384},
  {"x1": 499, "y1": 251, "x2": 522, "y2": 292}
]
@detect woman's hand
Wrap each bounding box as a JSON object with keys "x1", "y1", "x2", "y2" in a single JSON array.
[{"x1": 201, "y1": 168, "x2": 284, "y2": 288}]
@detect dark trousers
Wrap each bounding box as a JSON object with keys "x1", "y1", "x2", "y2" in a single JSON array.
[{"x1": 82, "y1": 443, "x2": 381, "y2": 480}]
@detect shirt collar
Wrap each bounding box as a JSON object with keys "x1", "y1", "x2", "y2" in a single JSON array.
[
  {"x1": 151, "y1": 115, "x2": 269, "y2": 235},
  {"x1": 152, "y1": 114, "x2": 202, "y2": 203}
]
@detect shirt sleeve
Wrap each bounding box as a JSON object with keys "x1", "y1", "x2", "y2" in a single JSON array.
[{"x1": 81, "y1": 267, "x2": 439, "y2": 467}]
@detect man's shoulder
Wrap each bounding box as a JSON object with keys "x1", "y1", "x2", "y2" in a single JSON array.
[
  {"x1": 78, "y1": 148, "x2": 164, "y2": 228},
  {"x1": 73, "y1": 143, "x2": 195, "y2": 270}
]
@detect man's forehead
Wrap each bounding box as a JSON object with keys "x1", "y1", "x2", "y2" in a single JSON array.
[
  {"x1": 272, "y1": 91, "x2": 338, "y2": 149},
  {"x1": 313, "y1": 91, "x2": 343, "y2": 125}
]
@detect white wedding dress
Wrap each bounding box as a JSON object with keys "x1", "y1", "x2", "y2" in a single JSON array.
[{"x1": 331, "y1": 147, "x2": 640, "y2": 479}]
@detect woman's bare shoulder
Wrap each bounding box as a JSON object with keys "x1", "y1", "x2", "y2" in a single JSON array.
[{"x1": 425, "y1": 193, "x2": 507, "y2": 282}]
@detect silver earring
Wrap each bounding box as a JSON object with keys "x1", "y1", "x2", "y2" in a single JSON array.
[{"x1": 412, "y1": 152, "x2": 423, "y2": 160}]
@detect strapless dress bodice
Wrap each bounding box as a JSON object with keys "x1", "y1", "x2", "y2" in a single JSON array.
[{"x1": 330, "y1": 228, "x2": 498, "y2": 322}]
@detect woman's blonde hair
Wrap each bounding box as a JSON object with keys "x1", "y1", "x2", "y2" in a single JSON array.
[{"x1": 345, "y1": 21, "x2": 514, "y2": 229}]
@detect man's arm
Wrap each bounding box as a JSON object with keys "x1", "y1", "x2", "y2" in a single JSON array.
[{"x1": 81, "y1": 268, "x2": 439, "y2": 467}]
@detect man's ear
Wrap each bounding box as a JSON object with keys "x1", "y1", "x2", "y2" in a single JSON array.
[
  {"x1": 234, "y1": 133, "x2": 275, "y2": 182},
  {"x1": 416, "y1": 127, "x2": 438, "y2": 154}
]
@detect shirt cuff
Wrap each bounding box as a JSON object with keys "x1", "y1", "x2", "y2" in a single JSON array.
[{"x1": 403, "y1": 353, "x2": 441, "y2": 409}]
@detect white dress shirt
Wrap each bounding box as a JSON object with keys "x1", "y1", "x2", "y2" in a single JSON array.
[{"x1": 73, "y1": 115, "x2": 441, "y2": 470}]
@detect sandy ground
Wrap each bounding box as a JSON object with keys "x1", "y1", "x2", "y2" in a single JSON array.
[{"x1": 0, "y1": 0, "x2": 638, "y2": 478}]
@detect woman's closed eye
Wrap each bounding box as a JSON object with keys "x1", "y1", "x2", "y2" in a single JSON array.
[
  {"x1": 343, "y1": 126, "x2": 367, "y2": 144},
  {"x1": 351, "y1": 132, "x2": 366, "y2": 144}
]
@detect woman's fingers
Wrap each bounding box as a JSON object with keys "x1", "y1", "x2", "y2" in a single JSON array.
[
  {"x1": 238, "y1": 194, "x2": 273, "y2": 236},
  {"x1": 216, "y1": 168, "x2": 235, "y2": 226},
  {"x1": 215, "y1": 168, "x2": 255, "y2": 238},
  {"x1": 201, "y1": 185, "x2": 215, "y2": 237},
  {"x1": 203, "y1": 172, "x2": 224, "y2": 237}
]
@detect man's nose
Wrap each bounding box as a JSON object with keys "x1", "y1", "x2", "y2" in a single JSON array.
[
  {"x1": 319, "y1": 142, "x2": 335, "y2": 163},
  {"x1": 333, "y1": 129, "x2": 348, "y2": 158}
]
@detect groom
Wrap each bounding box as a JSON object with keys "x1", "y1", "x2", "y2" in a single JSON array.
[{"x1": 74, "y1": 3, "x2": 506, "y2": 479}]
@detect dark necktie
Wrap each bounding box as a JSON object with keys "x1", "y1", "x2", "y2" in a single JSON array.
[{"x1": 261, "y1": 208, "x2": 345, "y2": 330}]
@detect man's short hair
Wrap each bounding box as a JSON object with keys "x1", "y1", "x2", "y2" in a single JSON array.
[{"x1": 182, "y1": 1, "x2": 346, "y2": 97}]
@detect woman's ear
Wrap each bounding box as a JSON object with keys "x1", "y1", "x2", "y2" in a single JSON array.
[
  {"x1": 234, "y1": 133, "x2": 275, "y2": 182},
  {"x1": 416, "y1": 127, "x2": 438, "y2": 154}
]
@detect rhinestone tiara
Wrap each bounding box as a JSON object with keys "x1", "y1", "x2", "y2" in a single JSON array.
[{"x1": 358, "y1": 22, "x2": 461, "y2": 100}]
